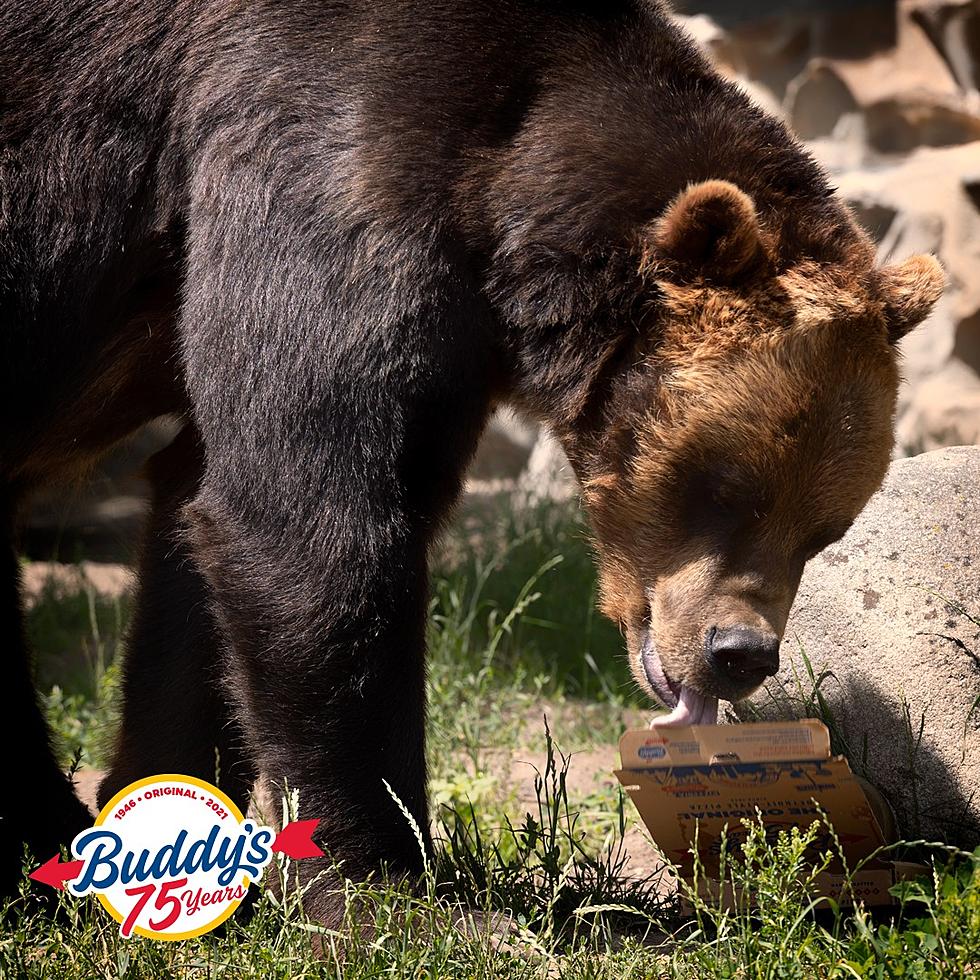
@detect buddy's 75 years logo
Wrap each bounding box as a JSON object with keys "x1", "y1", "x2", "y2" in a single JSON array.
[{"x1": 30, "y1": 774, "x2": 322, "y2": 940}]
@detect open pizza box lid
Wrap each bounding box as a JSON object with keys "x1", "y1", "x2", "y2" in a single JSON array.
[{"x1": 614, "y1": 719, "x2": 925, "y2": 906}]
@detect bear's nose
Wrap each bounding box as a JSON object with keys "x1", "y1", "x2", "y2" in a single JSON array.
[{"x1": 706, "y1": 626, "x2": 780, "y2": 682}]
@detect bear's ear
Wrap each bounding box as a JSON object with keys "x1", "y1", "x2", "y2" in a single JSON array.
[
  {"x1": 877, "y1": 254, "x2": 945, "y2": 343},
  {"x1": 649, "y1": 179, "x2": 765, "y2": 282}
]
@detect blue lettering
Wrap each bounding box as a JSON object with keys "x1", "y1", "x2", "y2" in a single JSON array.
[
  {"x1": 70, "y1": 821, "x2": 276, "y2": 895},
  {"x1": 151, "y1": 830, "x2": 189, "y2": 879},
  {"x1": 120, "y1": 846, "x2": 155, "y2": 884},
  {"x1": 182, "y1": 825, "x2": 220, "y2": 875},
  {"x1": 216, "y1": 830, "x2": 248, "y2": 887},
  {"x1": 247, "y1": 829, "x2": 273, "y2": 868},
  {"x1": 70, "y1": 830, "x2": 122, "y2": 894}
]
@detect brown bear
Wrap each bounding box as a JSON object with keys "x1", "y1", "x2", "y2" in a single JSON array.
[{"x1": 1, "y1": 0, "x2": 943, "y2": 925}]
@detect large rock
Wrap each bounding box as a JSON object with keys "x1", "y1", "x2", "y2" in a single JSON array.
[
  {"x1": 674, "y1": 1, "x2": 899, "y2": 101},
  {"x1": 517, "y1": 431, "x2": 577, "y2": 502},
  {"x1": 785, "y1": 10, "x2": 969, "y2": 145},
  {"x1": 792, "y1": 13, "x2": 980, "y2": 156},
  {"x1": 463, "y1": 410, "x2": 578, "y2": 503},
  {"x1": 744, "y1": 447, "x2": 980, "y2": 846}
]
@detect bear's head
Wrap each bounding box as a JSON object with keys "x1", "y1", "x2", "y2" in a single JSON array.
[{"x1": 562, "y1": 180, "x2": 945, "y2": 725}]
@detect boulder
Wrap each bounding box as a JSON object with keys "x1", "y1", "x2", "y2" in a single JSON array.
[
  {"x1": 865, "y1": 92, "x2": 980, "y2": 154},
  {"x1": 692, "y1": 11, "x2": 814, "y2": 102},
  {"x1": 674, "y1": 1, "x2": 900, "y2": 101},
  {"x1": 785, "y1": 60, "x2": 860, "y2": 139},
  {"x1": 743, "y1": 447, "x2": 980, "y2": 846},
  {"x1": 517, "y1": 431, "x2": 577, "y2": 502},
  {"x1": 954, "y1": 306, "x2": 980, "y2": 373}
]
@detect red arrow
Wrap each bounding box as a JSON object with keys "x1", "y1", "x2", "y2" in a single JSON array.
[
  {"x1": 30, "y1": 854, "x2": 84, "y2": 891},
  {"x1": 271, "y1": 820, "x2": 323, "y2": 859}
]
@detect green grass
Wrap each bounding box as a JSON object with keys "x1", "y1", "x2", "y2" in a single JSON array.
[
  {"x1": 6, "y1": 497, "x2": 980, "y2": 978},
  {"x1": 431, "y1": 494, "x2": 636, "y2": 706},
  {"x1": 24, "y1": 566, "x2": 126, "y2": 772},
  {"x1": 666, "y1": 819, "x2": 980, "y2": 979},
  {"x1": 4, "y1": 742, "x2": 980, "y2": 978}
]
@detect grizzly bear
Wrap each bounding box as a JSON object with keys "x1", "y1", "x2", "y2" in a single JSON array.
[{"x1": 1, "y1": 0, "x2": 943, "y2": 924}]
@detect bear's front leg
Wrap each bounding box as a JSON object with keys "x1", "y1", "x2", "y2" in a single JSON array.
[
  {"x1": 184, "y1": 492, "x2": 433, "y2": 924},
  {"x1": 178, "y1": 178, "x2": 495, "y2": 925}
]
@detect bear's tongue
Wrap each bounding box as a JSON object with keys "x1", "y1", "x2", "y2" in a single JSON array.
[{"x1": 650, "y1": 685, "x2": 719, "y2": 728}]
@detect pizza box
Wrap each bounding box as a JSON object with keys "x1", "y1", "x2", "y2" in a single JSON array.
[{"x1": 614, "y1": 719, "x2": 926, "y2": 907}]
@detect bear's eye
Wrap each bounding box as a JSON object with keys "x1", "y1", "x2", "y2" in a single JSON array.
[
  {"x1": 681, "y1": 466, "x2": 770, "y2": 532},
  {"x1": 713, "y1": 485, "x2": 763, "y2": 518}
]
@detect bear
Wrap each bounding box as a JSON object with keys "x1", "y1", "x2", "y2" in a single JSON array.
[{"x1": 1, "y1": 0, "x2": 943, "y2": 925}]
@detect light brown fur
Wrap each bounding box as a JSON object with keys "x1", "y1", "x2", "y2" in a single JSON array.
[{"x1": 564, "y1": 181, "x2": 945, "y2": 707}]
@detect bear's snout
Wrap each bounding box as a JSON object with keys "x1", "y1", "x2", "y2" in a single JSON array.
[{"x1": 705, "y1": 625, "x2": 780, "y2": 689}]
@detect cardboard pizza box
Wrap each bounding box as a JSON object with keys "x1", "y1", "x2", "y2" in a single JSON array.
[{"x1": 614, "y1": 720, "x2": 925, "y2": 907}]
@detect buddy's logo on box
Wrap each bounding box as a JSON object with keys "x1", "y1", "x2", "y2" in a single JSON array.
[{"x1": 29, "y1": 774, "x2": 322, "y2": 940}]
